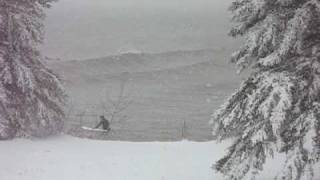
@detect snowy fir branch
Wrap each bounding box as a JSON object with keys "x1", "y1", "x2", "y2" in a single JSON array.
[
  {"x1": 0, "y1": 0, "x2": 66, "y2": 139},
  {"x1": 211, "y1": 0, "x2": 320, "y2": 179}
]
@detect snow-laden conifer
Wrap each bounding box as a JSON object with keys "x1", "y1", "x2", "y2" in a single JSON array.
[
  {"x1": 0, "y1": 0, "x2": 65, "y2": 139},
  {"x1": 211, "y1": 0, "x2": 320, "y2": 179}
]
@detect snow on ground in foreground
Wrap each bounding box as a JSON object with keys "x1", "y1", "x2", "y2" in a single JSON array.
[{"x1": 0, "y1": 135, "x2": 312, "y2": 180}]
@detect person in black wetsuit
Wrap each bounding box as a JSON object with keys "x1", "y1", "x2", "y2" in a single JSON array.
[{"x1": 95, "y1": 115, "x2": 110, "y2": 131}]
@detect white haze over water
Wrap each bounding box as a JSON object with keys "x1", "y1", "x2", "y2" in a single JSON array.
[{"x1": 42, "y1": 0, "x2": 239, "y2": 60}]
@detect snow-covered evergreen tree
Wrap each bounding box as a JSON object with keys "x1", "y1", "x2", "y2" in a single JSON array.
[
  {"x1": 0, "y1": 0, "x2": 65, "y2": 139},
  {"x1": 211, "y1": 0, "x2": 320, "y2": 179}
]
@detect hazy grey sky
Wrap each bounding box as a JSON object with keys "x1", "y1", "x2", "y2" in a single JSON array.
[{"x1": 42, "y1": 0, "x2": 238, "y2": 60}]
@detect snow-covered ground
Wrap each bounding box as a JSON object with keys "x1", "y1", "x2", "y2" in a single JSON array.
[
  {"x1": 1, "y1": 135, "x2": 227, "y2": 180},
  {"x1": 1, "y1": 135, "x2": 315, "y2": 180}
]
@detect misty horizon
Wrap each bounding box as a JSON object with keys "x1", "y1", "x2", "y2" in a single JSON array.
[{"x1": 42, "y1": 0, "x2": 240, "y2": 60}]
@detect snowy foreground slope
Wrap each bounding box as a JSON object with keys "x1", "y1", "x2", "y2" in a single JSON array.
[{"x1": 1, "y1": 135, "x2": 316, "y2": 180}]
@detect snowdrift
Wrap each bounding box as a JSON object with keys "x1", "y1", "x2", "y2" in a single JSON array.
[{"x1": 0, "y1": 135, "x2": 313, "y2": 180}]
